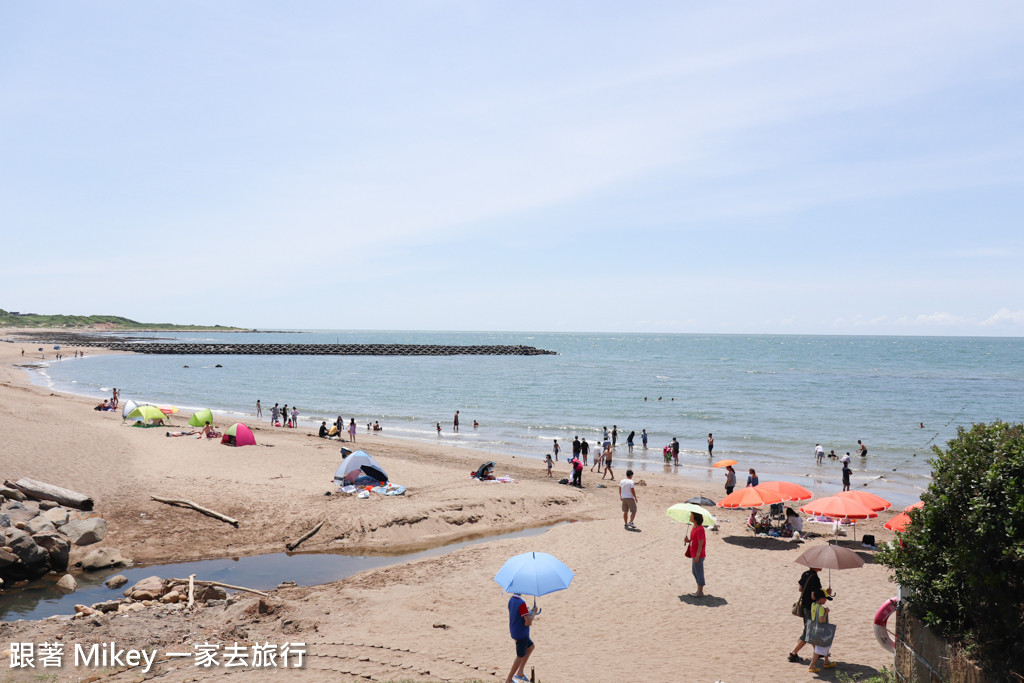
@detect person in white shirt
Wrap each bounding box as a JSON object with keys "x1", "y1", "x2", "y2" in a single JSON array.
[{"x1": 619, "y1": 469, "x2": 638, "y2": 530}]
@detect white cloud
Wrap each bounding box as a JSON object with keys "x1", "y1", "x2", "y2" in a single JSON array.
[{"x1": 981, "y1": 308, "x2": 1024, "y2": 325}]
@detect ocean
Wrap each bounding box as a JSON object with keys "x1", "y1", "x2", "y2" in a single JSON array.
[{"x1": 25, "y1": 331, "x2": 1024, "y2": 509}]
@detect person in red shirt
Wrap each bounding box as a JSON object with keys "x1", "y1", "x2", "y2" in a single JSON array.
[
  {"x1": 504, "y1": 593, "x2": 537, "y2": 683},
  {"x1": 685, "y1": 512, "x2": 707, "y2": 597}
]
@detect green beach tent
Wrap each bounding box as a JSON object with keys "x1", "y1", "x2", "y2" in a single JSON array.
[
  {"x1": 188, "y1": 408, "x2": 214, "y2": 428},
  {"x1": 125, "y1": 405, "x2": 167, "y2": 424}
]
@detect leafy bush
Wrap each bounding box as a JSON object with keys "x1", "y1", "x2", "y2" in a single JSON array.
[{"x1": 878, "y1": 421, "x2": 1024, "y2": 679}]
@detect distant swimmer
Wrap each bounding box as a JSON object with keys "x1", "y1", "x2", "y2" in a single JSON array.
[
  {"x1": 919, "y1": 422, "x2": 925, "y2": 429},
  {"x1": 857, "y1": 440, "x2": 868, "y2": 457}
]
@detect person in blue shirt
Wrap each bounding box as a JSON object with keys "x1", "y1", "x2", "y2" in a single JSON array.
[{"x1": 504, "y1": 593, "x2": 538, "y2": 683}]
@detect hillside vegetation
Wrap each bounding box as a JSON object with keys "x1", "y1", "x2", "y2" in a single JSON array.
[{"x1": 0, "y1": 309, "x2": 240, "y2": 330}]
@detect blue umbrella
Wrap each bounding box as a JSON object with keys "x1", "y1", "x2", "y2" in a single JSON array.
[{"x1": 494, "y1": 551, "x2": 574, "y2": 597}]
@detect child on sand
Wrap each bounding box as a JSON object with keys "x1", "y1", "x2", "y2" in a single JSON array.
[
  {"x1": 807, "y1": 590, "x2": 836, "y2": 673},
  {"x1": 544, "y1": 454, "x2": 553, "y2": 477}
]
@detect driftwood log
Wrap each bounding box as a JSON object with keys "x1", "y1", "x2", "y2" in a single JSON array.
[
  {"x1": 6, "y1": 478, "x2": 94, "y2": 511},
  {"x1": 171, "y1": 578, "x2": 270, "y2": 598},
  {"x1": 286, "y1": 521, "x2": 324, "y2": 551},
  {"x1": 150, "y1": 496, "x2": 238, "y2": 527},
  {"x1": 187, "y1": 574, "x2": 196, "y2": 609}
]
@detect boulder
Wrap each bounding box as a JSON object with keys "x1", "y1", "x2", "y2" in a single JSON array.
[
  {"x1": 105, "y1": 574, "x2": 128, "y2": 589},
  {"x1": 0, "y1": 513, "x2": 9, "y2": 528},
  {"x1": 33, "y1": 533, "x2": 71, "y2": 572},
  {"x1": 6, "y1": 507, "x2": 39, "y2": 526},
  {"x1": 56, "y1": 574, "x2": 78, "y2": 593},
  {"x1": 80, "y1": 547, "x2": 125, "y2": 570},
  {"x1": 198, "y1": 585, "x2": 228, "y2": 602},
  {"x1": 25, "y1": 516, "x2": 56, "y2": 536},
  {"x1": 0, "y1": 486, "x2": 27, "y2": 502},
  {"x1": 160, "y1": 591, "x2": 181, "y2": 604},
  {"x1": 92, "y1": 600, "x2": 121, "y2": 614},
  {"x1": 62, "y1": 518, "x2": 107, "y2": 546},
  {"x1": 38, "y1": 500, "x2": 58, "y2": 510},
  {"x1": 6, "y1": 528, "x2": 48, "y2": 566},
  {"x1": 124, "y1": 575, "x2": 165, "y2": 598},
  {"x1": 130, "y1": 590, "x2": 157, "y2": 601},
  {"x1": 42, "y1": 507, "x2": 69, "y2": 527},
  {"x1": 0, "y1": 547, "x2": 18, "y2": 569},
  {"x1": 74, "y1": 604, "x2": 96, "y2": 616}
]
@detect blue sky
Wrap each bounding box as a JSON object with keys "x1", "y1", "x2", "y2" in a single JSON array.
[{"x1": 3, "y1": 2, "x2": 1023, "y2": 335}]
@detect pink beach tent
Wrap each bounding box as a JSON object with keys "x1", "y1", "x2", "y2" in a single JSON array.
[{"x1": 221, "y1": 423, "x2": 256, "y2": 447}]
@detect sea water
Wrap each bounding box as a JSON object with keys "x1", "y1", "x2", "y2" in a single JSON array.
[{"x1": 25, "y1": 331, "x2": 1024, "y2": 508}]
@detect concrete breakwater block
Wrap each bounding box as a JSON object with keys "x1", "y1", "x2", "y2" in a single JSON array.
[{"x1": 66, "y1": 342, "x2": 558, "y2": 356}]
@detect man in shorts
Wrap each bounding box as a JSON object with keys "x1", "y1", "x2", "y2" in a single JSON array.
[
  {"x1": 620, "y1": 469, "x2": 638, "y2": 529},
  {"x1": 504, "y1": 593, "x2": 537, "y2": 683}
]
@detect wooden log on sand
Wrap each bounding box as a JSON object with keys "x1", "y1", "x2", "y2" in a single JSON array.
[
  {"x1": 6, "y1": 478, "x2": 94, "y2": 511},
  {"x1": 286, "y1": 520, "x2": 324, "y2": 551},
  {"x1": 150, "y1": 496, "x2": 239, "y2": 527}
]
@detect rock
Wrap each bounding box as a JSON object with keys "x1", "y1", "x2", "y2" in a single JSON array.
[
  {"x1": 0, "y1": 513, "x2": 9, "y2": 528},
  {"x1": 42, "y1": 507, "x2": 69, "y2": 526},
  {"x1": 131, "y1": 590, "x2": 157, "y2": 601},
  {"x1": 80, "y1": 547, "x2": 125, "y2": 570},
  {"x1": 74, "y1": 604, "x2": 96, "y2": 616},
  {"x1": 118, "y1": 602, "x2": 146, "y2": 613},
  {"x1": 160, "y1": 591, "x2": 181, "y2": 604},
  {"x1": 6, "y1": 528, "x2": 48, "y2": 567},
  {"x1": 0, "y1": 486, "x2": 27, "y2": 502},
  {"x1": 105, "y1": 574, "x2": 128, "y2": 589},
  {"x1": 92, "y1": 600, "x2": 121, "y2": 613},
  {"x1": 62, "y1": 518, "x2": 107, "y2": 546},
  {"x1": 6, "y1": 508, "x2": 39, "y2": 526},
  {"x1": 0, "y1": 548, "x2": 18, "y2": 569},
  {"x1": 90, "y1": 614, "x2": 107, "y2": 626},
  {"x1": 33, "y1": 533, "x2": 70, "y2": 572},
  {"x1": 25, "y1": 516, "x2": 56, "y2": 536},
  {"x1": 38, "y1": 500, "x2": 58, "y2": 510},
  {"x1": 198, "y1": 585, "x2": 227, "y2": 602},
  {"x1": 124, "y1": 575, "x2": 165, "y2": 598},
  {"x1": 206, "y1": 599, "x2": 226, "y2": 607},
  {"x1": 55, "y1": 574, "x2": 78, "y2": 593}
]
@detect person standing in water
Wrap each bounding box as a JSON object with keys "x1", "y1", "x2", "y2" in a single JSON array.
[
  {"x1": 707, "y1": 433, "x2": 714, "y2": 457},
  {"x1": 857, "y1": 440, "x2": 868, "y2": 457},
  {"x1": 454, "y1": 410, "x2": 460, "y2": 432},
  {"x1": 256, "y1": 400, "x2": 262, "y2": 419}
]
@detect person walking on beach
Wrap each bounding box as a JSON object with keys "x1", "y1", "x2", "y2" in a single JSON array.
[
  {"x1": 685, "y1": 513, "x2": 707, "y2": 597},
  {"x1": 671, "y1": 437, "x2": 680, "y2": 464},
  {"x1": 626, "y1": 430, "x2": 635, "y2": 454},
  {"x1": 591, "y1": 444, "x2": 604, "y2": 473},
  {"x1": 620, "y1": 469, "x2": 637, "y2": 529},
  {"x1": 707, "y1": 433, "x2": 714, "y2": 457},
  {"x1": 271, "y1": 403, "x2": 280, "y2": 426},
  {"x1": 348, "y1": 418, "x2": 356, "y2": 442},
  {"x1": 842, "y1": 462, "x2": 852, "y2": 491},
  {"x1": 282, "y1": 405, "x2": 289, "y2": 427},
  {"x1": 504, "y1": 593, "x2": 538, "y2": 683},
  {"x1": 454, "y1": 410, "x2": 459, "y2": 433},
  {"x1": 601, "y1": 443, "x2": 615, "y2": 480},
  {"x1": 857, "y1": 440, "x2": 868, "y2": 457},
  {"x1": 807, "y1": 590, "x2": 836, "y2": 673},
  {"x1": 552, "y1": 439, "x2": 560, "y2": 461},
  {"x1": 611, "y1": 425, "x2": 618, "y2": 447},
  {"x1": 641, "y1": 429, "x2": 648, "y2": 449},
  {"x1": 724, "y1": 465, "x2": 737, "y2": 495},
  {"x1": 256, "y1": 400, "x2": 262, "y2": 419},
  {"x1": 789, "y1": 567, "x2": 831, "y2": 663},
  {"x1": 572, "y1": 436, "x2": 581, "y2": 461},
  {"x1": 815, "y1": 444, "x2": 825, "y2": 464},
  {"x1": 544, "y1": 454, "x2": 553, "y2": 478},
  {"x1": 291, "y1": 406, "x2": 299, "y2": 428},
  {"x1": 580, "y1": 438, "x2": 590, "y2": 467}
]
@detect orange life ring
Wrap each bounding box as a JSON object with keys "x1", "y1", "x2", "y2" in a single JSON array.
[{"x1": 873, "y1": 597, "x2": 898, "y2": 652}]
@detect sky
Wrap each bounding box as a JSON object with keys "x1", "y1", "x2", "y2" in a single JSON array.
[{"x1": 2, "y1": 2, "x2": 1023, "y2": 335}]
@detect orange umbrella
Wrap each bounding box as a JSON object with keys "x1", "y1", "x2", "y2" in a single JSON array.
[
  {"x1": 835, "y1": 490, "x2": 892, "y2": 511},
  {"x1": 756, "y1": 481, "x2": 813, "y2": 502},
  {"x1": 712, "y1": 459, "x2": 738, "y2": 468},
  {"x1": 718, "y1": 486, "x2": 785, "y2": 508},
  {"x1": 884, "y1": 512, "x2": 913, "y2": 532},
  {"x1": 905, "y1": 501, "x2": 924, "y2": 512},
  {"x1": 800, "y1": 496, "x2": 878, "y2": 520}
]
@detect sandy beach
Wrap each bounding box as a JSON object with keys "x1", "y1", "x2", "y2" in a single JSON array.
[{"x1": 0, "y1": 332, "x2": 904, "y2": 682}]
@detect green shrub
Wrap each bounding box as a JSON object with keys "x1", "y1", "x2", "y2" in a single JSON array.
[{"x1": 878, "y1": 421, "x2": 1024, "y2": 679}]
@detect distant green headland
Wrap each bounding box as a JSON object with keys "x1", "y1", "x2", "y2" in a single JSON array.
[{"x1": 0, "y1": 309, "x2": 242, "y2": 331}]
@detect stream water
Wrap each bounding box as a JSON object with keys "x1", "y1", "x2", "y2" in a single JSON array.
[{"x1": 1, "y1": 523, "x2": 563, "y2": 621}]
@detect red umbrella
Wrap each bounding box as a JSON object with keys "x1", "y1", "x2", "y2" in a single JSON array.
[
  {"x1": 835, "y1": 490, "x2": 892, "y2": 511},
  {"x1": 884, "y1": 512, "x2": 913, "y2": 532},
  {"x1": 905, "y1": 501, "x2": 924, "y2": 512},
  {"x1": 718, "y1": 486, "x2": 785, "y2": 508},
  {"x1": 800, "y1": 496, "x2": 878, "y2": 519},
  {"x1": 756, "y1": 481, "x2": 813, "y2": 502}
]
